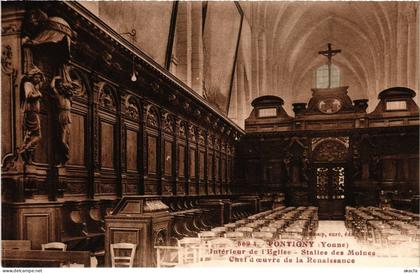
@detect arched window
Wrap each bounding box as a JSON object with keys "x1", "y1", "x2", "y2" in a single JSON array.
[{"x1": 315, "y1": 64, "x2": 340, "y2": 88}]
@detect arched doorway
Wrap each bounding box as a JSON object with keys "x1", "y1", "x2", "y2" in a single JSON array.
[{"x1": 312, "y1": 137, "x2": 349, "y2": 220}]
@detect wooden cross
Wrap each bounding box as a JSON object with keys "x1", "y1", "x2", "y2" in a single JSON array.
[{"x1": 318, "y1": 43, "x2": 341, "y2": 88}]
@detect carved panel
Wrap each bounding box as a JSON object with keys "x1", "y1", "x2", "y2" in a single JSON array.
[
  {"x1": 1, "y1": 44, "x2": 16, "y2": 165},
  {"x1": 199, "y1": 151, "x2": 205, "y2": 178},
  {"x1": 23, "y1": 214, "x2": 50, "y2": 249},
  {"x1": 208, "y1": 134, "x2": 214, "y2": 148},
  {"x1": 189, "y1": 125, "x2": 197, "y2": 142},
  {"x1": 227, "y1": 158, "x2": 232, "y2": 182},
  {"x1": 146, "y1": 106, "x2": 159, "y2": 128},
  {"x1": 101, "y1": 122, "x2": 114, "y2": 168},
  {"x1": 221, "y1": 158, "x2": 226, "y2": 181},
  {"x1": 147, "y1": 136, "x2": 157, "y2": 174},
  {"x1": 313, "y1": 139, "x2": 348, "y2": 162},
  {"x1": 99, "y1": 182, "x2": 116, "y2": 194},
  {"x1": 66, "y1": 182, "x2": 86, "y2": 195},
  {"x1": 66, "y1": 66, "x2": 87, "y2": 99},
  {"x1": 208, "y1": 152, "x2": 214, "y2": 180},
  {"x1": 177, "y1": 121, "x2": 187, "y2": 138},
  {"x1": 198, "y1": 130, "x2": 205, "y2": 145},
  {"x1": 1, "y1": 23, "x2": 20, "y2": 35},
  {"x1": 164, "y1": 140, "x2": 172, "y2": 176},
  {"x1": 125, "y1": 95, "x2": 140, "y2": 121},
  {"x1": 93, "y1": 112, "x2": 100, "y2": 169},
  {"x1": 163, "y1": 113, "x2": 175, "y2": 134},
  {"x1": 127, "y1": 129, "x2": 138, "y2": 171},
  {"x1": 190, "y1": 149, "x2": 196, "y2": 178},
  {"x1": 98, "y1": 84, "x2": 116, "y2": 111},
  {"x1": 178, "y1": 145, "x2": 185, "y2": 177},
  {"x1": 68, "y1": 113, "x2": 85, "y2": 165},
  {"x1": 110, "y1": 228, "x2": 140, "y2": 244},
  {"x1": 215, "y1": 156, "x2": 220, "y2": 181}
]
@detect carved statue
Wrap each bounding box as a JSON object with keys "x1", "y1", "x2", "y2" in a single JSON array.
[
  {"x1": 19, "y1": 67, "x2": 44, "y2": 162},
  {"x1": 50, "y1": 66, "x2": 80, "y2": 164}
]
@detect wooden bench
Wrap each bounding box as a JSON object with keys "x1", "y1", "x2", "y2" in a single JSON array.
[{"x1": 2, "y1": 249, "x2": 91, "y2": 267}]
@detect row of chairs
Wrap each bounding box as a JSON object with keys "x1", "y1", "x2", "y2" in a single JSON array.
[
  {"x1": 155, "y1": 206, "x2": 319, "y2": 267},
  {"x1": 2, "y1": 240, "x2": 137, "y2": 267},
  {"x1": 345, "y1": 206, "x2": 419, "y2": 257}
]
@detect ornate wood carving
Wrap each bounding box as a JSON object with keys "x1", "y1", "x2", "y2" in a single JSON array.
[
  {"x1": 1, "y1": 24, "x2": 20, "y2": 35},
  {"x1": 125, "y1": 95, "x2": 140, "y2": 122},
  {"x1": 177, "y1": 120, "x2": 187, "y2": 138},
  {"x1": 145, "y1": 105, "x2": 159, "y2": 128},
  {"x1": 162, "y1": 112, "x2": 175, "y2": 134},
  {"x1": 1, "y1": 43, "x2": 18, "y2": 170},
  {"x1": 313, "y1": 138, "x2": 348, "y2": 162},
  {"x1": 98, "y1": 84, "x2": 117, "y2": 111},
  {"x1": 198, "y1": 129, "x2": 205, "y2": 146},
  {"x1": 188, "y1": 125, "x2": 197, "y2": 142},
  {"x1": 2, "y1": 45, "x2": 14, "y2": 73}
]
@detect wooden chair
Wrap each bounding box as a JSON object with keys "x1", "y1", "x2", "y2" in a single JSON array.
[
  {"x1": 252, "y1": 231, "x2": 273, "y2": 240},
  {"x1": 197, "y1": 231, "x2": 218, "y2": 243},
  {"x1": 155, "y1": 245, "x2": 180, "y2": 267},
  {"x1": 197, "y1": 231, "x2": 218, "y2": 262},
  {"x1": 177, "y1": 237, "x2": 201, "y2": 265},
  {"x1": 236, "y1": 227, "x2": 253, "y2": 238},
  {"x1": 110, "y1": 243, "x2": 136, "y2": 267},
  {"x1": 224, "y1": 223, "x2": 237, "y2": 231},
  {"x1": 41, "y1": 242, "x2": 67, "y2": 251},
  {"x1": 208, "y1": 238, "x2": 235, "y2": 260},
  {"x1": 224, "y1": 231, "x2": 244, "y2": 240},
  {"x1": 211, "y1": 227, "x2": 227, "y2": 237}
]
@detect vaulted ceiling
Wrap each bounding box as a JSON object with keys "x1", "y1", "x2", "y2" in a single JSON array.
[{"x1": 249, "y1": 1, "x2": 418, "y2": 114}]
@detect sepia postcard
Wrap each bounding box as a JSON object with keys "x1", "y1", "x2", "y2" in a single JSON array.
[{"x1": 1, "y1": 1, "x2": 419, "y2": 272}]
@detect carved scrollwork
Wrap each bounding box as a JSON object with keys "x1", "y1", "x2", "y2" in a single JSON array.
[
  {"x1": 162, "y1": 112, "x2": 175, "y2": 134},
  {"x1": 97, "y1": 83, "x2": 117, "y2": 111},
  {"x1": 145, "y1": 105, "x2": 159, "y2": 128},
  {"x1": 1, "y1": 24, "x2": 19, "y2": 35},
  {"x1": 65, "y1": 66, "x2": 87, "y2": 98},
  {"x1": 125, "y1": 95, "x2": 140, "y2": 121},
  {"x1": 1, "y1": 45, "x2": 14, "y2": 74},
  {"x1": 152, "y1": 228, "x2": 168, "y2": 266},
  {"x1": 93, "y1": 109, "x2": 100, "y2": 169},
  {"x1": 313, "y1": 139, "x2": 348, "y2": 162},
  {"x1": 177, "y1": 120, "x2": 187, "y2": 138},
  {"x1": 121, "y1": 123, "x2": 127, "y2": 171}
]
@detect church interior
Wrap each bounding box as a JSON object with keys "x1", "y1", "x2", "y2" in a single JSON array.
[{"x1": 1, "y1": 1, "x2": 419, "y2": 268}]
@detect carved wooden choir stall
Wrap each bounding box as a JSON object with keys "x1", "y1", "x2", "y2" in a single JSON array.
[
  {"x1": 1, "y1": 1, "x2": 275, "y2": 267},
  {"x1": 238, "y1": 86, "x2": 419, "y2": 219}
]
